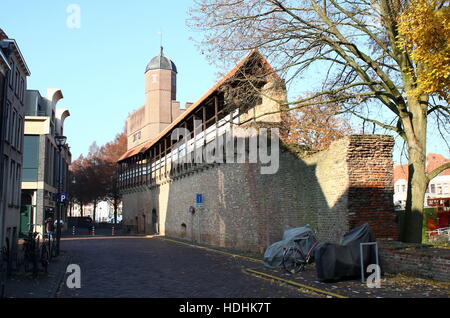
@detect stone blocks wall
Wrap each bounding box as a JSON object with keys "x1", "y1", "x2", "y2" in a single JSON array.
[
  {"x1": 379, "y1": 240, "x2": 450, "y2": 282},
  {"x1": 122, "y1": 134, "x2": 398, "y2": 253}
]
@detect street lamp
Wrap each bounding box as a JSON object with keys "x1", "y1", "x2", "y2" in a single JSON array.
[{"x1": 55, "y1": 135, "x2": 67, "y2": 256}]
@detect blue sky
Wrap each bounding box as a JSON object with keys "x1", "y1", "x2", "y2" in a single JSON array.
[
  {"x1": 1, "y1": 0, "x2": 448, "y2": 163},
  {"x1": 0, "y1": 0, "x2": 220, "y2": 159}
]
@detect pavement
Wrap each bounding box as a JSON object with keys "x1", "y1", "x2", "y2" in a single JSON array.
[
  {"x1": 3, "y1": 252, "x2": 70, "y2": 298},
  {"x1": 3, "y1": 229, "x2": 449, "y2": 298},
  {"x1": 57, "y1": 234, "x2": 310, "y2": 298}
]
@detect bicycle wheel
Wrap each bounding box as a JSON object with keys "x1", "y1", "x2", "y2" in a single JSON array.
[
  {"x1": 40, "y1": 246, "x2": 49, "y2": 273},
  {"x1": 51, "y1": 240, "x2": 57, "y2": 258},
  {"x1": 282, "y1": 247, "x2": 306, "y2": 274}
]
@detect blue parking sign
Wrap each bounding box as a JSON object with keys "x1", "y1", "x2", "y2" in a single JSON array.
[
  {"x1": 57, "y1": 192, "x2": 68, "y2": 203},
  {"x1": 196, "y1": 193, "x2": 203, "y2": 204}
]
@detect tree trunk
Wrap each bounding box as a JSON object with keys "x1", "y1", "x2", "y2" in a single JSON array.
[
  {"x1": 402, "y1": 96, "x2": 428, "y2": 243},
  {"x1": 403, "y1": 149, "x2": 428, "y2": 243}
]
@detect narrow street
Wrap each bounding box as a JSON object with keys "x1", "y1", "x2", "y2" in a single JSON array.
[
  {"x1": 57, "y1": 234, "x2": 310, "y2": 298},
  {"x1": 55, "y1": 233, "x2": 450, "y2": 298}
]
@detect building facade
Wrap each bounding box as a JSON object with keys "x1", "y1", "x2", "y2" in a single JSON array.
[
  {"x1": 0, "y1": 29, "x2": 30, "y2": 251},
  {"x1": 394, "y1": 153, "x2": 450, "y2": 210},
  {"x1": 20, "y1": 88, "x2": 71, "y2": 235},
  {"x1": 117, "y1": 49, "x2": 398, "y2": 252}
]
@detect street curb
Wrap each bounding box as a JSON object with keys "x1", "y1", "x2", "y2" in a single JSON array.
[
  {"x1": 51, "y1": 254, "x2": 72, "y2": 298},
  {"x1": 243, "y1": 268, "x2": 347, "y2": 298}
]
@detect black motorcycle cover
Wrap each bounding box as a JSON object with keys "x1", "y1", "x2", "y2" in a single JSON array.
[{"x1": 315, "y1": 224, "x2": 377, "y2": 282}]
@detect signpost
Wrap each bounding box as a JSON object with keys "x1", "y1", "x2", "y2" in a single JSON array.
[
  {"x1": 196, "y1": 193, "x2": 203, "y2": 209},
  {"x1": 57, "y1": 192, "x2": 68, "y2": 204},
  {"x1": 195, "y1": 194, "x2": 203, "y2": 243}
]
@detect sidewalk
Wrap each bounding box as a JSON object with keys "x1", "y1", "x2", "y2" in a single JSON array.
[{"x1": 3, "y1": 251, "x2": 71, "y2": 298}]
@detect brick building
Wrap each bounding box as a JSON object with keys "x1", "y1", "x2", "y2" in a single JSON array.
[
  {"x1": 118, "y1": 49, "x2": 398, "y2": 252},
  {"x1": 0, "y1": 29, "x2": 31, "y2": 251}
]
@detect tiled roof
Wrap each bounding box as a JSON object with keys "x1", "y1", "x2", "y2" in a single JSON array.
[
  {"x1": 118, "y1": 49, "x2": 278, "y2": 162},
  {"x1": 394, "y1": 153, "x2": 450, "y2": 182}
]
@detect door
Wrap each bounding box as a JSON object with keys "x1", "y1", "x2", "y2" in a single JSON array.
[
  {"x1": 20, "y1": 205, "x2": 32, "y2": 235},
  {"x1": 152, "y1": 209, "x2": 158, "y2": 234}
]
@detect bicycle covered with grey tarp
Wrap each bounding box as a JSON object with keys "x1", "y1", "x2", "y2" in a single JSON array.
[{"x1": 263, "y1": 225, "x2": 318, "y2": 273}]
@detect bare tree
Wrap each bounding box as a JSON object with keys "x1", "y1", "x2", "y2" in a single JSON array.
[{"x1": 188, "y1": 0, "x2": 450, "y2": 242}]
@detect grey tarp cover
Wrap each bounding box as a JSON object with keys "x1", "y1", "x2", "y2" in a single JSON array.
[
  {"x1": 314, "y1": 223, "x2": 377, "y2": 282},
  {"x1": 263, "y1": 225, "x2": 317, "y2": 268}
]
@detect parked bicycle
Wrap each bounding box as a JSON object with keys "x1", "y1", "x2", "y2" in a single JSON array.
[
  {"x1": 282, "y1": 237, "x2": 319, "y2": 274},
  {"x1": 0, "y1": 240, "x2": 9, "y2": 298},
  {"x1": 21, "y1": 230, "x2": 40, "y2": 277},
  {"x1": 20, "y1": 225, "x2": 50, "y2": 277},
  {"x1": 45, "y1": 232, "x2": 57, "y2": 260}
]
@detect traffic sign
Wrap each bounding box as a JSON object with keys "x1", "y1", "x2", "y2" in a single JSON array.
[{"x1": 57, "y1": 192, "x2": 68, "y2": 204}]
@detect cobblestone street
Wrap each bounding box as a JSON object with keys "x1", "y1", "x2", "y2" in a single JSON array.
[
  {"x1": 55, "y1": 234, "x2": 449, "y2": 298},
  {"x1": 57, "y1": 235, "x2": 310, "y2": 298}
]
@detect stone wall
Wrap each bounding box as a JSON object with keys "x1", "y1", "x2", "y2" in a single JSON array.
[
  {"x1": 379, "y1": 240, "x2": 450, "y2": 282},
  {"x1": 122, "y1": 134, "x2": 398, "y2": 253}
]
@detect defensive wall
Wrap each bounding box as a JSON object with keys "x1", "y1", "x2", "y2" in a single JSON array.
[{"x1": 121, "y1": 134, "x2": 398, "y2": 253}]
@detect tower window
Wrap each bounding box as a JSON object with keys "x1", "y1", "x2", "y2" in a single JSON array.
[{"x1": 133, "y1": 131, "x2": 141, "y2": 142}]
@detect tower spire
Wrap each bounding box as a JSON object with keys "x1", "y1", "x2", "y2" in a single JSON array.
[{"x1": 158, "y1": 29, "x2": 163, "y2": 56}]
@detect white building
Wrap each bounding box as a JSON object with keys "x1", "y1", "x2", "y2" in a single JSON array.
[
  {"x1": 70, "y1": 201, "x2": 122, "y2": 223},
  {"x1": 394, "y1": 153, "x2": 450, "y2": 210}
]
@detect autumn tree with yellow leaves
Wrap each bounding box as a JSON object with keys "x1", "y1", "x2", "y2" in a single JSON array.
[
  {"x1": 397, "y1": 0, "x2": 450, "y2": 102},
  {"x1": 189, "y1": 0, "x2": 450, "y2": 243}
]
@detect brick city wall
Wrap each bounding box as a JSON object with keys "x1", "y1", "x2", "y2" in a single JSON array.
[
  {"x1": 379, "y1": 240, "x2": 450, "y2": 282},
  {"x1": 346, "y1": 135, "x2": 399, "y2": 239},
  {"x1": 122, "y1": 134, "x2": 398, "y2": 253}
]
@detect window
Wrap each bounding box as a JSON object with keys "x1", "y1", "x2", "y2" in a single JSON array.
[
  {"x1": 8, "y1": 61, "x2": 14, "y2": 87},
  {"x1": 20, "y1": 77, "x2": 25, "y2": 102},
  {"x1": 17, "y1": 116, "x2": 23, "y2": 151},
  {"x1": 437, "y1": 185, "x2": 442, "y2": 195},
  {"x1": 133, "y1": 131, "x2": 141, "y2": 142},
  {"x1": 430, "y1": 184, "x2": 436, "y2": 194},
  {"x1": 444, "y1": 184, "x2": 449, "y2": 194},
  {"x1": 15, "y1": 69, "x2": 19, "y2": 96},
  {"x1": 3, "y1": 156, "x2": 8, "y2": 202},
  {"x1": 16, "y1": 164, "x2": 21, "y2": 206},
  {"x1": 23, "y1": 135, "x2": 40, "y2": 181},
  {"x1": 4, "y1": 102, "x2": 11, "y2": 143},
  {"x1": 10, "y1": 110, "x2": 17, "y2": 148},
  {"x1": 401, "y1": 184, "x2": 406, "y2": 193},
  {"x1": 9, "y1": 161, "x2": 15, "y2": 205}
]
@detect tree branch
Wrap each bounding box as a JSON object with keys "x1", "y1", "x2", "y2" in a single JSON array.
[{"x1": 427, "y1": 162, "x2": 450, "y2": 183}]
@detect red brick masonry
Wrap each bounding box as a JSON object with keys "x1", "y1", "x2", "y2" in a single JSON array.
[{"x1": 379, "y1": 239, "x2": 450, "y2": 282}]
